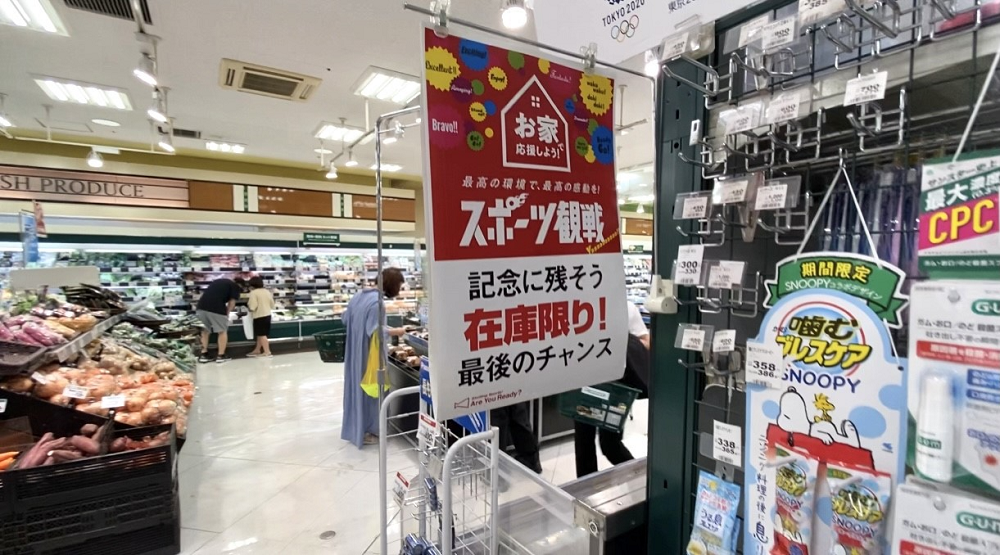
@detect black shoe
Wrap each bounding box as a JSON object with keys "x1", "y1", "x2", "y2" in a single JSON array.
[
  {"x1": 198, "y1": 353, "x2": 213, "y2": 364},
  {"x1": 216, "y1": 355, "x2": 232, "y2": 364}
]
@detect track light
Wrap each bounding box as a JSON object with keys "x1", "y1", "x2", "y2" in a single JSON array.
[
  {"x1": 344, "y1": 150, "x2": 358, "y2": 167},
  {"x1": 86, "y1": 149, "x2": 104, "y2": 168},
  {"x1": 325, "y1": 163, "x2": 338, "y2": 180},
  {"x1": 134, "y1": 53, "x2": 158, "y2": 87},
  {"x1": 501, "y1": 0, "x2": 528, "y2": 29},
  {"x1": 147, "y1": 89, "x2": 167, "y2": 124},
  {"x1": 636, "y1": 204, "x2": 645, "y2": 214},
  {"x1": 157, "y1": 132, "x2": 174, "y2": 153}
]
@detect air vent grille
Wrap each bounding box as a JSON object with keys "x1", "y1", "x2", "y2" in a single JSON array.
[
  {"x1": 64, "y1": 0, "x2": 153, "y2": 24},
  {"x1": 218, "y1": 59, "x2": 321, "y2": 102},
  {"x1": 171, "y1": 128, "x2": 201, "y2": 139}
]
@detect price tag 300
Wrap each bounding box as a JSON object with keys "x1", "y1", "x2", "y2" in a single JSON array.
[{"x1": 675, "y1": 245, "x2": 705, "y2": 286}]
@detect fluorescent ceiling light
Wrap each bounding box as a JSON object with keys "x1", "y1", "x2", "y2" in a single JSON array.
[
  {"x1": 371, "y1": 163, "x2": 402, "y2": 172},
  {"x1": 313, "y1": 122, "x2": 365, "y2": 142},
  {"x1": 91, "y1": 118, "x2": 120, "y2": 127},
  {"x1": 0, "y1": 0, "x2": 66, "y2": 35},
  {"x1": 34, "y1": 77, "x2": 133, "y2": 110},
  {"x1": 206, "y1": 141, "x2": 245, "y2": 154},
  {"x1": 352, "y1": 66, "x2": 421, "y2": 105},
  {"x1": 86, "y1": 149, "x2": 103, "y2": 168},
  {"x1": 501, "y1": 0, "x2": 529, "y2": 30}
]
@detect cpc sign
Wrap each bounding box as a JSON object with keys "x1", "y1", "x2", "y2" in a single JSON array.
[{"x1": 920, "y1": 195, "x2": 998, "y2": 249}]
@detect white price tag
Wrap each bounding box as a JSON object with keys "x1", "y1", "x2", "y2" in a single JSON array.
[
  {"x1": 662, "y1": 32, "x2": 690, "y2": 60},
  {"x1": 755, "y1": 183, "x2": 790, "y2": 211},
  {"x1": 724, "y1": 105, "x2": 761, "y2": 135},
  {"x1": 680, "y1": 328, "x2": 706, "y2": 351},
  {"x1": 713, "y1": 179, "x2": 750, "y2": 205},
  {"x1": 101, "y1": 394, "x2": 126, "y2": 409},
  {"x1": 762, "y1": 17, "x2": 797, "y2": 50},
  {"x1": 843, "y1": 71, "x2": 888, "y2": 106},
  {"x1": 675, "y1": 245, "x2": 705, "y2": 286},
  {"x1": 746, "y1": 341, "x2": 785, "y2": 388},
  {"x1": 713, "y1": 330, "x2": 737, "y2": 353},
  {"x1": 707, "y1": 261, "x2": 746, "y2": 289},
  {"x1": 766, "y1": 91, "x2": 802, "y2": 124},
  {"x1": 798, "y1": 0, "x2": 844, "y2": 26},
  {"x1": 392, "y1": 472, "x2": 411, "y2": 508},
  {"x1": 713, "y1": 421, "x2": 743, "y2": 467},
  {"x1": 62, "y1": 385, "x2": 90, "y2": 400},
  {"x1": 681, "y1": 196, "x2": 709, "y2": 220},
  {"x1": 738, "y1": 15, "x2": 771, "y2": 47},
  {"x1": 31, "y1": 372, "x2": 47, "y2": 384},
  {"x1": 0, "y1": 398, "x2": 7, "y2": 414},
  {"x1": 418, "y1": 413, "x2": 439, "y2": 445}
]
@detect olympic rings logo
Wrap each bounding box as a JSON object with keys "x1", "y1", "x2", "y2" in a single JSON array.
[{"x1": 610, "y1": 15, "x2": 639, "y2": 42}]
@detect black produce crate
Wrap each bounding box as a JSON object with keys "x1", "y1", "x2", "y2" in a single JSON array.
[
  {"x1": 0, "y1": 424, "x2": 178, "y2": 554},
  {"x1": 0, "y1": 340, "x2": 48, "y2": 377},
  {"x1": 0, "y1": 390, "x2": 107, "y2": 442}
]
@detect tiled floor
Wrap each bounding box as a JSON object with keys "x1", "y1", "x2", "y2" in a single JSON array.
[{"x1": 179, "y1": 351, "x2": 648, "y2": 554}]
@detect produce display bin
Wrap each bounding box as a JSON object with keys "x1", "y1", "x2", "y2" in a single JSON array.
[
  {"x1": 0, "y1": 341, "x2": 48, "y2": 377},
  {"x1": 0, "y1": 422, "x2": 178, "y2": 555},
  {"x1": 558, "y1": 382, "x2": 641, "y2": 434},
  {"x1": 314, "y1": 324, "x2": 347, "y2": 363}
]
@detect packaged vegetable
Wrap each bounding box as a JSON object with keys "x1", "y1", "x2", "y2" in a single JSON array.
[
  {"x1": 687, "y1": 470, "x2": 741, "y2": 555},
  {"x1": 772, "y1": 443, "x2": 819, "y2": 554},
  {"x1": 827, "y1": 462, "x2": 892, "y2": 555}
]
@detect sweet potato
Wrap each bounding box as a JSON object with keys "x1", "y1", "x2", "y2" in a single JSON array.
[
  {"x1": 70, "y1": 435, "x2": 100, "y2": 455},
  {"x1": 48, "y1": 450, "x2": 83, "y2": 462},
  {"x1": 110, "y1": 437, "x2": 127, "y2": 453},
  {"x1": 18, "y1": 433, "x2": 53, "y2": 469},
  {"x1": 80, "y1": 424, "x2": 99, "y2": 436}
]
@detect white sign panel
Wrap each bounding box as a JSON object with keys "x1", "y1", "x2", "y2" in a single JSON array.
[
  {"x1": 422, "y1": 29, "x2": 628, "y2": 421},
  {"x1": 533, "y1": 0, "x2": 762, "y2": 65}
]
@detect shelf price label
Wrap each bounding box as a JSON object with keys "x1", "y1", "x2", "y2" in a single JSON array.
[
  {"x1": 0, "y1": 398, "x2": 6, "y2": 414},
  {"x1": 101, "y1": 394, "x2": 126, "y2": 409},
  {"x1": 675, "y1": 245, "x2": 705, "y2": 286},
  {"x1": 713, "y1": 179, "x2": 751, "y2": 205},
  {"x1": 746, "y1": 341, "x2": 785, "y2": 389},
  {"x1": 798, "y1": 0, "x2": 842, "y2": 26},
  {"x1": 843, "y1": 71, "x2": 888, "y2": 106},
  {"x1": 762, "y1": 16, "x2": 797, "y2": 50},
  {"x1": 738, "y1": 14, "x2": 771, "y2": 47},
  {"x1": 31, "y1": 372, "x2": 47, "y2": 384},
  {"x1": 713, "y1": 420, "x2": 743, "y2": 467},
  {"x1": 662, "y1": 31, "x2": 690, "y2": 60},
  {"x1": 680, "y1": 327, "x2": 707, "y2": 351},
  {"x1": 713, "y1": 330, "x2": 736, "y2": 353},
  {"x1": 392, "y1": 472, "x2": 411, "y2": 508},
  {"x1": 754, "y1": 183, "x2": 790, "y2": 211},
  {"x1": 722, "y1": 103, "x2": 762, "y2": 136},
  {"x1": 682, "y1": 195, "x2": 710, "y2": 220},
  {"x1": 62, "y1": 385, "x2": 90, "y2": 400},
  {"x1": 766, "y1": 91, "x2": 802, "y2": 124},
  {"x1": 707, "y1": 261, "x2": 746, "y2": 290}
]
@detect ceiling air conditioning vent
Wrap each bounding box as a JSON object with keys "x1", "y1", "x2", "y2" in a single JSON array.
[
  {"x1": 64, "y1": 0, "x2": 152, "y2": 24},
  {"x1": 219, "y1": 59, "x2": 321, "y2": 102},
  {"x1": 171, "y1": 127, "x2": 201, "y2": 139}
]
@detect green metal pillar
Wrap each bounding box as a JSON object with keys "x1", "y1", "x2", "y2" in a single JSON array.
[{"x1": 646, "y1": 61, "x2": 705, "y2": 551}]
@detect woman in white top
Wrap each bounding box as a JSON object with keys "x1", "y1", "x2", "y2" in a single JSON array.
[
  {"x1": 246, "y1": 276, "x2": 276, "y2": 357},
  {"x1": 626, "y1": 301, "x2": 649, "y2": 349}
]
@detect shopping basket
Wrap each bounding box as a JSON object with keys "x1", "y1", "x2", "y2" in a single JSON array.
[
  {"x1": 558, "y1": 382, "x2": 642, "y2": 433},
  {"x1": 314, "y1": 322, "x2": 347, "y2": 363}
]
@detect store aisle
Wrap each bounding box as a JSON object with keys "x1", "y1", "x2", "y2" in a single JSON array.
[{"x1": 178, "y1": 352, "x2": 647, "y2": 554}]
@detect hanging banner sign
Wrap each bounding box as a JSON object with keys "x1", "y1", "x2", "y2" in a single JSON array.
[
  {"x1": 918, "y1": 150, "x2": 1000, "y2": 279},
  {"x1": 764, "y1": 251, "x2": 909, "y2": 327},
  {"x1": 746, "y1": 254, "x2": 908, "y2": 555},
  {"x1": 421, "y1": 27, "x2": 627, "y2": 420},
  {"x1": 532, "y1": 0, "x2": 761, "y2": 65},
  {"x1": 32, "y1": 201, "x2": 47, "y2": 238}
]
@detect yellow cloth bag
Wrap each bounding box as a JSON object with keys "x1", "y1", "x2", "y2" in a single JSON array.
[{"x1": 360, "y1": 332, "x2": 388, "y2": 398}]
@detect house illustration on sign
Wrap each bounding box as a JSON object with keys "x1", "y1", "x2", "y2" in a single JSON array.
[{"x1": 501, "y1": 75, "x2": 571, "y2": 173}]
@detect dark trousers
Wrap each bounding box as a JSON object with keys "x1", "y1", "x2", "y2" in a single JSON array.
[
  {"x1": 574, "y1": 421, "x2": 634, "y2": 478},
  {"x1": 490, "y1": 402, "x2": 542, "y2": 473}
]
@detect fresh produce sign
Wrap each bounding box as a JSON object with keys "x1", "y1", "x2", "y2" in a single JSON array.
[{"x1": 919, "y1": 150, "x2": 1000, "y2": 278}]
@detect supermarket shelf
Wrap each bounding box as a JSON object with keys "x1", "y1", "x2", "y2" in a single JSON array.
[{"x1": 50, "y1": 313, "x2": 126, "y2": 362}]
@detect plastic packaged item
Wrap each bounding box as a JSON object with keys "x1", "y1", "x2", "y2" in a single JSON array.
[
  {"x1": 772, "y1": 443, "x2": 819, "y2": 554},
  {"x1": 827, "y1": 462, "x2": 892, "y2": 555},
  {"x1": 403, "y1": 534, "x2": 428, "y2": 555},
  {"x1": 425, "y1": 477, "x2": 440, "y2": 512},
  {"x1": 687, "y1": 470, "x2": 741, "y2": 555},
  {"x1": 915, "y1": 372, "x2": 954, "y2": 482}
]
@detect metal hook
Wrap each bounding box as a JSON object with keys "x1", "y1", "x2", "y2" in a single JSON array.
[
  {"x1": 846, "y1": 0, "x2": 899, "y2": 38},
  {"x1": 663, "y1": 56, "x2": 721, "y2": 96}
]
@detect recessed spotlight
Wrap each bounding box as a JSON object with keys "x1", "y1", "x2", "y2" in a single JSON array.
[{"x1": 91, "y1": 118, "x2": 121, "y2": 127}]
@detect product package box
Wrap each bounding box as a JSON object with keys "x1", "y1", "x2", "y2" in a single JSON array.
[{"x1": 908, "y1": 281, "x2": 1000, "y2": 496}]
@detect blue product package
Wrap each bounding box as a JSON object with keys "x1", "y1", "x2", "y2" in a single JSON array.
[
  {"x1": 425, "y1": 477, "x2": 440, "y2": 512},
  {"x1": 403, "y1": 534, "x2": 427, "y2": 555},
  {"x1": 686, "y1": 470, "x2": 741, "y2": 555}
]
